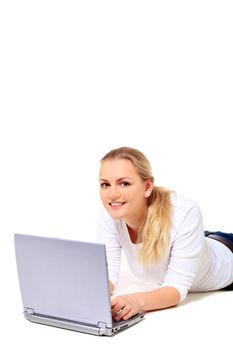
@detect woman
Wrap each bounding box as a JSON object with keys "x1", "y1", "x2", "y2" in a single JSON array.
[{"x1": 98, "y1": 146, "x2": 233, "y2": 321}]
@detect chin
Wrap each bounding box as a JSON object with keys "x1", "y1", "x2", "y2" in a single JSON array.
[
  {"x1": 109, "y1": 211, "x2": 124, "y2": 220},
  {"x1": 107, "y1": 207, "x2": 125, "y2": 220}
]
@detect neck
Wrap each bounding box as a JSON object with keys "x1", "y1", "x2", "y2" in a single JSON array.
[
  {"x1": 126, "y1": 209, "x2": 147, "y2": 244},
  {"x1": 127, "y1": 225, "x2": 139, "y2": 244}
]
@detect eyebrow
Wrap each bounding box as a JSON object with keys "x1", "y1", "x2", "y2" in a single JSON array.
[{"x1": 99, "y1": 177, "x2": 133, "y2": 182}]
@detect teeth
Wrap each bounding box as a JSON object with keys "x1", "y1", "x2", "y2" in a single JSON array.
[{"x1": 110, "y1": 202, "x2": 124, "y2": 207}]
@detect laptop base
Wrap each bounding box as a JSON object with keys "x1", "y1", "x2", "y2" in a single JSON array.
[
  {"x1": 24, "y1": 312, "x2": 144, "y2": 336},
  {"x1": 25, "y1": 312, "x2": 113, "y2": 336}
]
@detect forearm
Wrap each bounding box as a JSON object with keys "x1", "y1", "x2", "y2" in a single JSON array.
[
  {"x1": 111, "y1": 286, "x2": 181, "y2": 321},
  {"x1": 109, "y1": 281, "x2": 115, "y2": 294},
  {"x1": 135, "y1": 286, "x2": 181, "y2": 312}
]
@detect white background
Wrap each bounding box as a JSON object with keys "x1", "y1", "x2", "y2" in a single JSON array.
[{"x1": 0, "y1": 1, "x2": 232, "y2": 349}]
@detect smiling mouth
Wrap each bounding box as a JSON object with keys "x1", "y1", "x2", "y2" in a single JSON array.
[{"x1": 109, "y1": 202, "x2": 126, "y2": 207}]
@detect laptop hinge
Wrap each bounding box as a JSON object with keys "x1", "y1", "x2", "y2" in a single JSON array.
[
  {"x1": 98, "y1": 322, "x2": 107, "y2": 335},
  {"x1": 24, "y1": 307, "x2": 34, "y2": 315}
]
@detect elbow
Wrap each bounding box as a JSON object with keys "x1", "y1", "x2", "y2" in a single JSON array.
[
  {"x1": 172, "y1": 287, "x2": 182, "y2": 306},
  {"x1": 173, "y1": 287, "x2": 182, "y2": 305},
  {"x1": 162, "y1": 286, "x2": 182, "y2": 308}
]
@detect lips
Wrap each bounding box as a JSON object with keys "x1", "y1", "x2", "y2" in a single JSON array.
[{"x1": 109, "y1": 202, "x2": 126, "y2": 207}]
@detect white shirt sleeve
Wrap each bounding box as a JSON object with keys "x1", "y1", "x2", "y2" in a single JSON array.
[
  {"x1": 162, "y1": 204, "x2": 205, "y2": 302},
  {"x1": 97, "y1": 207, "x2": 122, "y2": 286}
]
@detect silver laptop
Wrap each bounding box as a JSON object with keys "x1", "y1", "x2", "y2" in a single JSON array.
[{"x1": 14, "y1": 233, "x2": 144, "y2": 336}]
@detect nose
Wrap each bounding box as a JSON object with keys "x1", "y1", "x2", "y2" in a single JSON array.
[{"x1": 108, "y1": 185, "x2": 120, "y2": 200}]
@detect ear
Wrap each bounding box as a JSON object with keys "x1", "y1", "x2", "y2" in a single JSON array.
[{"x1": 145, "y1": 178, "x2": 154, "y2": 198}]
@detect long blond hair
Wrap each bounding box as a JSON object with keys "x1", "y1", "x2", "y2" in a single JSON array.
[{"x1": 100, "y1": 146, "x2": 173, "y2": 265}]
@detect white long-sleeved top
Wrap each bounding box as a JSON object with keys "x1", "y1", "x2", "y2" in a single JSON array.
[{"x1": 98, "y1": 192, "x2": 233, "y2": 302}]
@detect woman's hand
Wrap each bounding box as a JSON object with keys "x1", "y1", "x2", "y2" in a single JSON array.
[
  {"x1": 111, "y1": 287, "x2": 180, "y2": 321},
  {"x1": 111, "y1": 293, "x2": 142, "y2": 321}
]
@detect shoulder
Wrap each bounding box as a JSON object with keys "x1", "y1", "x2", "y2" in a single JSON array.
[
  {"x1": 171, "y1": 192, "x2": 203, "y2": 230},
  {"x1": 171, "y1": 191, "x2": 199, "y2": 209},
  {"x1": 171, "y1": 192, "x2": 201, "y2": 215}
]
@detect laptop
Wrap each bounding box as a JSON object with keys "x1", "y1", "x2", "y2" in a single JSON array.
[{"x1": 14, "y1": 233, "x2": 144, "y2": 336}]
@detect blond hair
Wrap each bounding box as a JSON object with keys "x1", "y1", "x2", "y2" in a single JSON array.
[{"x1": 100, "y1": 146, "x2": 173, "y2": 265}]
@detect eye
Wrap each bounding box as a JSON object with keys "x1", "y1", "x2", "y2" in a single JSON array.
[
  {"x1": 100, "y1": 182, "x2": 110, "y2": 188},
  {"x1": 120, "y1": 181, "x2": 130, "y2": 187}
]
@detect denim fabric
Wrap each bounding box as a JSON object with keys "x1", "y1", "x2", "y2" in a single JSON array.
[{"x1": 204, "y1": 231, "x2": 233, "y2": 245}]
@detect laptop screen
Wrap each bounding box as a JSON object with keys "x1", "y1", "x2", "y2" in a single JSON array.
[{"x1": 14, "y1": 234, "x2": 113, "y2": 327}]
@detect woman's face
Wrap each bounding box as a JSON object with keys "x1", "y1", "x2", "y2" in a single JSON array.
[{"x1": 99, "y1": 159, "x2": 153, "y2": 224}]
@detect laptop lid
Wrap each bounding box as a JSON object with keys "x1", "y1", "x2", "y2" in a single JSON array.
[{"x1": 14, "y1": 234, "x2": 113, "y2": 329}]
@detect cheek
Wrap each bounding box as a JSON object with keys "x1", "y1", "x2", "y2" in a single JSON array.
[
  {"x1": 128, "y1": 187, "x2": 146, "y2": 199},
  {"x1": 99, "y1": 190, "x2": 104, "y2": 200},
  {"x1": 100, "y1": 190, "x2": 107, "y2": 203}
]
